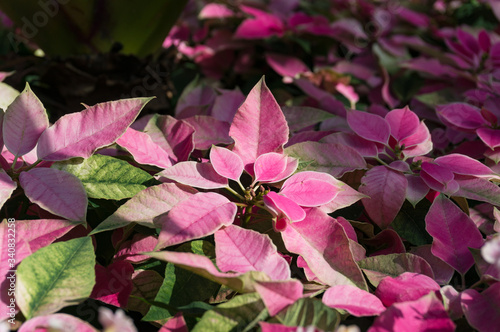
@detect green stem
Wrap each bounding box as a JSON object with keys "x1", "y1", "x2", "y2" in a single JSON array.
[
  {"x1": 23, "y1": 159, "x2": 42, "y2": 172},
  {"x1": 236, "y1": 180, "x2": 246, "y2": 193},
  {"x1": 374, "y1": 157, "x2": 389, "y2": 166},
  {"x1": 10, "y1": 156, "x2": 19, "y2": 171},
  {"x1": 225, "y1": 186, "x2": 245, "y2": 200}
]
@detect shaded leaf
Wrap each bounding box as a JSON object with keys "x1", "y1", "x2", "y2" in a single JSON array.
[
  {"x1": 158, "y1": 161, "x2": 228, "y2": 189},
  {"x1": 276, "y1": 297, "x2": 340, "y2": 331}
]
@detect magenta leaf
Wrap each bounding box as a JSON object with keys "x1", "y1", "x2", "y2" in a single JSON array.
[
  {"x1": 420, "y1": 162, "x2": 459, "y2": 195},
  {"x1": 369, "y1": 293, "x2": 455, "y2": 332},
  {"x1": 211, "y1": 88, "x2": 246, "y2": 123},
  {"x1": 160, "y1": 312, "x2": 189, "y2": 332},
  {"x1": 280, "y1": 171, "x2": 340, "y2": 206},
  {"x1": 285, "y1": 141, "x2": 366, "y2": 177},
  {"x1": 214, "y1": 225, "x2": 290, "y2": 280},
  {"x1": 156, "y1": 192, "x2": 237, "y2": 249},
  {"x1": 18, "y1": 314, "x2": 98, "y2": 332},
  {"x1": 158, "y1": 161, "x2": 228, "y2": 189},
  {"x1": 436, "y1": 103, "x2": 487, "y2": 130},
  {"x1": 91, "y1": 183, "x2": 196, "y2": 234},
  {"x1": 209, "y1": 146, "x2": 244, "y2": 181},
  {"x1": 385, "y1": 106, "x2": 420, "y2": 142},
  {"x1": 19, "y1": 168, "x2": 87, "y2": 222},
  {"x1": 434, "y1": 153, "x2": 496, "y2": 177},
  {"x1": 0, "y1": 169, "x2": 16, "y2": 210},
  {"x1": 410, "y1": 245, "x2": 455, "y2": 285},
  {"x1": 375, "y1": 272, "x2": 440, "y2": 307},
  {"x1": 90, "y1": 261, "x2": 134, "y2": 307},
  {"x1": 263, "y1": 191, "x2": 306, "y2": 223},
  {"x1": 477, "y1": 127, "x2": 500, "y2": 149},
  {"x1": 254, "y1": 279, "x2": 303, "y2": 316},
  {"x1": 182, "y1": 116, "x2": 233, "y2": 150},
  {"x1": 425, "y1": 195, "x2": 484, "y2": 274},
  {"x1": 37, "y1": 98, "x2": 151, "y2": 161},
  {"x1": 254, "y1": 152, "x2": 287, "y2": 183},
  {"x1": 281, "y1": 208, "x2": 367, "y2": 289},
  {"x1": 347, "y1": 109, "x2": 391, "y2": 145},
  {"x1": 229, "y1": 77, "x2": 289, "y2": 174},
  {"x1": 359, "y1": 166, "x2": 408, "y2": 229},
  {"x1": 364, "y1": 229, "x2": 405, "y2": 256},
  {"x1": 235, "y1": 6, "x2": 285, "y2": 39},
  {"x1": 461, "y1": 283, "x2": 500, "y2": 332},
  {"x1": 405, "y1": 175, "x2": 430, "y2": 207},
  {"x1": 3, "y1": 83, "x2": 48, "y2": 157},
  {"x1": 198, "y1": 3, "x2": 234, "y2": 19},
  {"x1": 116, "y1": 127, "x2": 173, "y2": 168},
  {"x1": 322, "y1": 285, "x2": 385, "y2": 317}
]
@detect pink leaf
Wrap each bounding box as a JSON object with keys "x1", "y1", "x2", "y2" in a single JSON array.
[
  {"x1": 117, "y1": 127, "x2": 173, "y2": 168},
  {"x1": 211, "y1": 88, "x2": 245, "y2": 123},
  {"x1": 90, "y1": 261, "x2": 134, "y2": 307},
  {"x1": 17, "y1": 219, "x2": 76, "y2": 253},
  {"x1": 319, "y1": 180, "x2": 366, "y2": 213},
  {"x1": 336, "y1": 216, "x2": 357, "y2": 242},
  {"x1": 229, "y1": 77, "x2": 289, "y2": 175},
  {"x1": 410, "y1": 245, "x2": 455, "y2": 285},
  {"x1": 160, "y1": 313, "x2": 189, "y2": 332},
  {"x1": 182, "y1": 116, "x2": 233, "y2": 150},
  {"x1": 92, "y1": 183, "x2": 196, "y2": 234},
  {"x1": 436, "y1": 103, "x2": 487, "y2": 130},
  {"x1": 359, "y1": 166, "x2": 407, "y2": 229},
  {"x1": 461, "y1": 283, "x2": 500, "y2": 332},
  {"x1": 235, "y1": 6, "x2": 285, "y2": 39},
  {"x1": 114, "y1": 234, "x2": 158, "y2": 264},
  {"x1": 435, "y1": 153, "x2": 496, "y2": 177},
  {"x1": 425, "y1": 195, "x2": 484, "y2": 274},
  {"x1": 477, "y1": 127, "x2": 500, "y2": 149},
  {"x1": 19, "y1": 168, "x2": 87, "y2": 222},
  {"x1": 215, "y1": 225, "x2": 290, "y2": 280},
  {"x1": 260, "y1": 322, "x2": 322, "y2": 332},
  {"x1": 280, "y1": 171, "x2": 340, "y2": 206},
  {"x1": 156, "y1": 192, "x2": 237, "y2": 249},
  {"x1": 37, "y1": 98, "x2": 151, "y2": 161},
  {"x1": 254, "y1": 279, "x2": 303, "y2": 316},
  {"x1": 322, "y1": 132, "x2": 379, "y2": 158},
  {"x1": 3, "y1": 83, "x2": 48, "y2": 157},
  {"x1": 281, "y1": 208, "x2": 367, "y2": 289},
  {"x1": 158, "y1": 161, "x2": 228, "y2": 189},
  {"x1": 369, "y1": 293, "x2": 455, "y2": 332},
  {"x1": 0, "y1": 169, "x2": 16, "y2": 209},
  {"x1": 440, "y1": 285, "x2": 463, "y2": 320},
  {"x1": 199, "y1": 3, "x2": 234, "y2": 19},
  {"x1": 453, "y1": 175, "x2": 500, "y2": 206},
  {"x1": 254, "y1": 152, "x2": 287, "y2": 183},
  {"x1": 210, "y1": 146, "x2": 244, "y2": 181},
  {"x1": 265, "y1": 53, "x2": 309, "y2": 81},
  {"x1": 375, "y1": 272, "x2": 440, "y2": 307},
  {"x1": 347, "y1": 109, "x2": 391, "y2": 145},
  {"x1": 385, "y1": 106, "x2": 420, "y2": 142},
  {"x1": 420, "y1": 162, "x2": 459, "y2": 195},
  {"x1": 19, "y1": 314, "x2": 98, "y2": 332},
  {"x1": 323, "y1": 285, "x2": 385, "y2": 317},
  {"x1": 405, "y1": 174, "x2": 430, "y2": 207},
  {"x1": 263, "y1": 191, "x2": 305, "y2": 223}
]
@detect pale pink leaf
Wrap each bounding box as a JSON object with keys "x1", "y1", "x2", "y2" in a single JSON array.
[
  {"x1": 0, "y1": 82, "x2": 19, "y2": 111},
  {"x1": 440, "y1": 285, "x2": 463, "y2": 320},
  {"x1": 461, "y1": 283, "x2": 500, "y2": 332},
  {"x1": 91, "y1": 183, "x2": 196, "y2": 234},
  {"x1": 182, "y1": 116, "x2": 233, "y2": 150},
  {"x1": 254, "y1": 280, "x2": 303, "y2": 316},
  {"x1": 477, "y1": 127, "x2": 500, "y2": 149},
  {"x1": 319, "y1": 180, "x2": 366, "y2": 213},
  {"x1": 116, "y1": 127, "x2": 173, "y2": 168},
  {"x1": 280, "y1": 171, "x2": 340, "y2": 207},
  {"x1": 375, "y1": 272, "x2": 440, "y2": 307},
  {"x1": 254, "y1": 152, "x2": 287, "y2": 183},
  {"x1": 199, "y1": 3, "x2": 234, "y2": 19},
  {"x1": 115, "y1": 234, "x2": 158, "y2": 264},
  {"x1": 359, "y1": 166, "x2": 407, "y2": 229},
  {"x1": 436, "y1": 103, "x2": 487, "y2": 130},
  {"x1": 263, "y1": 192, "x2": 305, "y2": 222},
  {"x1": 323, "y1": 285, "x2": 385, "y2": 317},
  {"x1": 3, "y1": 83, "x2": 48, "y2": 157},
  {"x1": 425, "y1": 195, "x2": 484, "y2": 274},
  {"x1": 37, "y1": 98, "x2": 151, "y2": 161},
  {"x1": 17, "y1": 219, "x2": 76, "y2": 253},
  {"x1": 435, "y1": 153, "x2": 496, "y2": 177},
  {"x1": 146, "y1": 251, "x2": 269, "y2": 293},
  {"x1": 0, "y1": 169, "x2": 16, "y2": 210},
  {"x1": 285, "y1": 141, "x2": 366, "y2": 177},
  {"x1": 347, "y1": 109, "x2": 391, "y2": 145},
  {"x1": 409, "y1": 245, "x2": 455, "y2": 285},
  {"x1": 158, "y1": 161, "x2": 228, "y2": 189},
  {"x1": 18, "y1": 314, "x2": 98, "y2": 332},
  {"x1": 385, "y1": 106, "x2": 420, "y2": 142},
  {"x1": 209, "y1": 146, "x2": 244, "y2": 181},
  {"x1": 19, "y1": 168, "x2": 87, "y2": 222},
  {"x1": 265, "y1": 157, "x2": 298, "y2": 184},
  {"x1": 229, "y1": 77, "x2": 289, "y2": 174},
  {"x1": 215, "y1": 225, "x2": 290, "y2": 280},
  {"x1": 369, "y1": 293, "x2": 455, "y2": 332},
  {"x1": 281, "y1": 208, "x2": 367, "y2": 289},
  {"x1": 235, "y1": 6, "x2": 285, "y2": 39},
  {"x1": 160, "y1": 312, "x2": 189, "y2": 332},
  {"x1": 156, "y1": 192, "x2": 237, "y2": 249}
]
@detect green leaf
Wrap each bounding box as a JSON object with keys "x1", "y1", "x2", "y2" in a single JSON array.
[
  {"x1": 16, "y1": 237, "x2": 96, "y2": 319},
  {"x1": 52, "y1": 154, "x2": 152, "y2": 200},
  {"x1": 192, "y1": 293, "x2": 268, "y2": 332},
  {"x1": 275, "y1": 298, "x2": 340, "y2": 331},
  {"x1": 391, "y1": 200, "x2": 433, "y2": 246}
]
